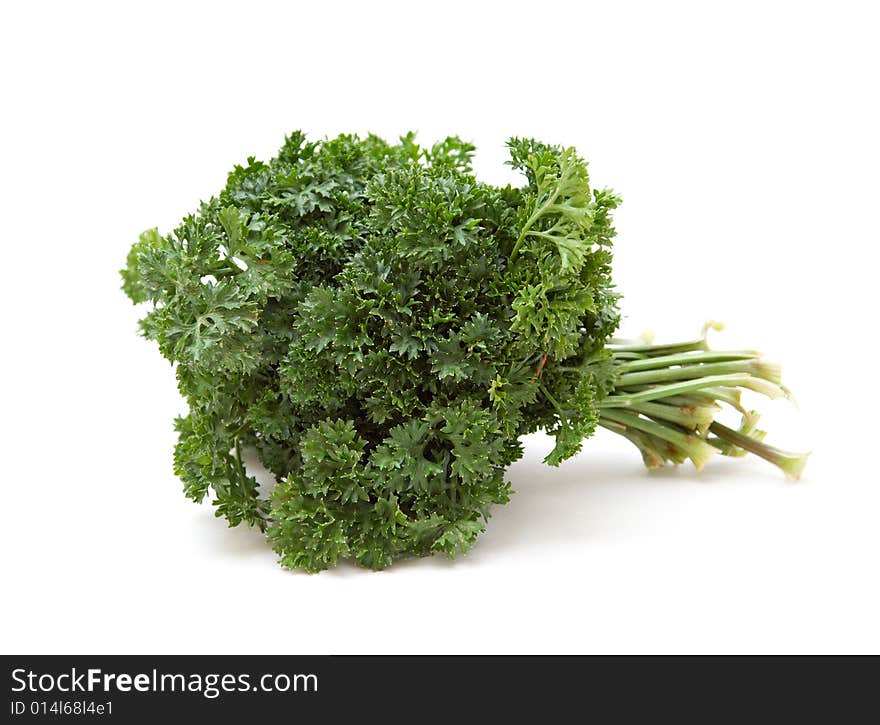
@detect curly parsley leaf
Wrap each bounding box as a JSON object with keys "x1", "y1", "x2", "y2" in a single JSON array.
[{"x1": 123, "y1": 131, "x2": 622, "y2": 571}]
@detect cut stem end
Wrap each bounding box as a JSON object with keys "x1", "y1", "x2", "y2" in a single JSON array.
[{"x1": 600, "y1": 331, "x2": 806, "y2": 479}]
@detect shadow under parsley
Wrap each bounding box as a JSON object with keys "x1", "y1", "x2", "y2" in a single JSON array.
[{"x1": 194, "y1": 434, "x2": 773, "y2": 573}]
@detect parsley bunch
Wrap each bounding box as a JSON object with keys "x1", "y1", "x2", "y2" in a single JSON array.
[{"x1": 122, "y1": 132, "x2": 806, "y2": 571}]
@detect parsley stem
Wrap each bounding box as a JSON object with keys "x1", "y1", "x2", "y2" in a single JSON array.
[
  {"x1": 608, "y1": 339, "x2": 707, "y2": 355},
  {"x1": 600, "y1": 408, "x2": 716, "y2": 470},
  {"x1": 707, "y1": 421, "x2": 809, "y2": 480},
  {"x1": 600, "y1": 373, "x2": 778, "y2": 406},
  {"x1": 617, "y1": 349, "x2": 760, "y2": 373},
  {"x1": 681, "y1": 388, "x2": 749, "y2": 415},
  {"x1": 617, "y1": 360, "x2": 781, "y2": 387},
  {"x1": 626, "y1": 400, "x2": 715, "y2": 432},
  {"x1": 539, "y1": 383, "x2": 564, "y2": 417},
  {"x1": 598, "y1": 420, "x2": 666, "y2": 468},
  {"x1": 601, "y1": 337, "x2": 808, "y2": 477},
  {"x1": 510, "y1": 185, "x2": 564, "y2": 260}
]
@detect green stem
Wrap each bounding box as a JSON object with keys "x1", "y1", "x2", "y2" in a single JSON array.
[
  {"x1": 600, "y1": 373, "x2": 778, "y2": 406},
  {"x1": 600, "y1": 409, "x2": 716, "y2": 470},
  {"x1": 658, "y1": 393, "x2": 722, "y2": 408},
  {"x1": 617, "y1": 349, "x2": 760, "y2": 373},
  {"x1": 599, "y1": 334, "x2": 808, "y2": 478},
  {"x1": 688, "y1": 388, "x2": 749, "y2": 415},
  {"x1": 628, "y1": 400, "x2": 716, "y2": 432},
  {"x1": 510, "y1": 188, "x2": 562, "y2": 261},
  {"x1": 608, "y1": 339, "x2": 708, "y2": 355},
  {"x1": 617, "y1": 360, "x2": 781, "y2": 387},
  {"x1": 598, "y1": 420, "x2": 667, "y2": 468},
  {"x1": 708, "y1": 422, "x2": 809, "y2": 480},
  {"x1": 539, "y1": 383, "x2": 565, "y2": 417}
]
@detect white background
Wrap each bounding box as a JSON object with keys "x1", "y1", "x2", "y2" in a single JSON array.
[{"x1": 2, "y1": 1, "x2": 878, "y2": 654}]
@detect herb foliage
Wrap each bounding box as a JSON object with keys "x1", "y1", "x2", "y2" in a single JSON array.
[{"x1": 123, "y1": 132, "x2": 805, "y2": 571}]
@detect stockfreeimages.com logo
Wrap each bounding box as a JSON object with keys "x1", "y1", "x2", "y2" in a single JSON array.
[{"x1": 11, "y1": 668, "x2": 317, "y2": 699}]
